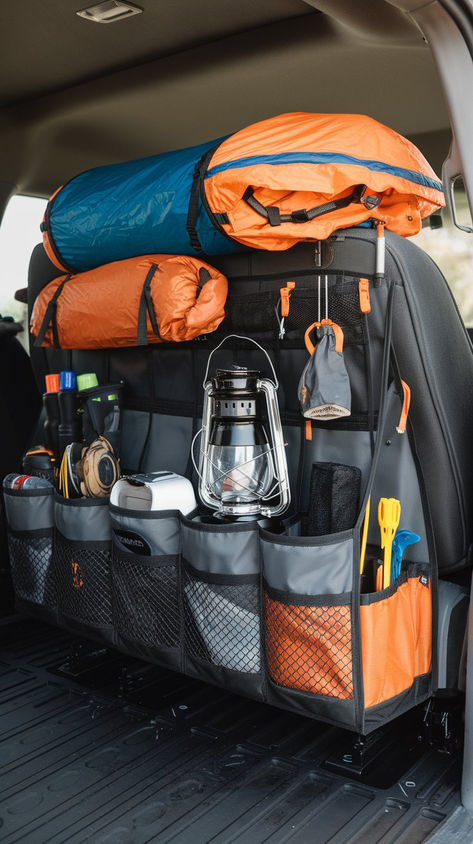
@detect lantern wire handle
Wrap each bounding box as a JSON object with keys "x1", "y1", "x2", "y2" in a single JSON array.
[{"x1": 202, "y1": 334, "x2": 279, "y2": 389}]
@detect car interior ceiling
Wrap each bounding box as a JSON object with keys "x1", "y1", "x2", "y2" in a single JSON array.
[{"x1": 0, "y1": 0, "x2": 450, "y2": 208}]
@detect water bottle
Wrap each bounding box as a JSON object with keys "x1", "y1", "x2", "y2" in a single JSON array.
[{"x1": 3, "y1": 473, "x2": 53, "y2": 491}]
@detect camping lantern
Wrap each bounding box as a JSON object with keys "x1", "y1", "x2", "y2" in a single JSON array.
[{"x1": 196, "y1": 339, "x2": 290, "y2": 520}]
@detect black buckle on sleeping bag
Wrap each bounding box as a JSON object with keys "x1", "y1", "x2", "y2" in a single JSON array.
[{"x1": 242, "y1": 184, "x2": 372, "y2": 226}]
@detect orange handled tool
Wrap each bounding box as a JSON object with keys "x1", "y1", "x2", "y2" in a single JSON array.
[{"x1": 378, "y1": 497, "x2": 401, "y2": 589}]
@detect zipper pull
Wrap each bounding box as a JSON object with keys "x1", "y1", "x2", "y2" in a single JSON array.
[
  {"x1": 359, "y1": 278, "x2": 371, "y2": 314},
  {"x1": 280, "y1": 281, "x2": 295, "y2": 317},
  {"x1": 278, "y1": 281, "x2": 295, "y2": 339}
]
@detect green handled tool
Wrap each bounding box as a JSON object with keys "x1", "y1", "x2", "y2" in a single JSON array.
[{"x1": 378, "y1": 497, "x2": 401, "y2": 589}]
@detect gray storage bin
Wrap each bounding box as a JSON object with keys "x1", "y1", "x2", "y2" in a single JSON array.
[
  {"x1": 110, "y1": 505, "x2": 182, "y2": 669},
  {"x1": 3, "y1": 486, "x2": 56, "y2": 619},
  {"x1": 180, "y1": 515, "x2": 264, "y2": 699},
  {"x1": 53, "y1": 493, "x2": 113, "y2": 644},
  {"x1": 261, "y1": 528, "x2": 354, "y2": 706}
]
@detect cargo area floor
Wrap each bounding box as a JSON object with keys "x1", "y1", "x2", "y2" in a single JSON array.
[{"x1": 0, "y1": 615, "x2": 463, "y2": 843}]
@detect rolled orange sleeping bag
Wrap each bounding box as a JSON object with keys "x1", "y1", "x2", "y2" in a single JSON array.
[
  {"x1": 30, "y1": 254, "x2": 228, "y2": 349},
  {"x1": 202, "y1": 112, "x2": 445, "y2": 250}
]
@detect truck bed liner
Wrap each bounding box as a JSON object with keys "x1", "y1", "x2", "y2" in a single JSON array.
[{"x1": 0, "y1": 616, "x2": 461, "y2": 843}]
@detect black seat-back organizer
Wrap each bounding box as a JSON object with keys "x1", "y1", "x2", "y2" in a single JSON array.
[{"x1": 13, "y1": 228, "x2": 473, "y2": 732}]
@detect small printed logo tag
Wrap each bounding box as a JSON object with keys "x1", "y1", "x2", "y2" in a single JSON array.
[
  {"x1": 72, "y1": 561, "x2": 83, "y2": 590},
  {"x1": 419, "y1": 575, "x2": 429, "y2": 588}
]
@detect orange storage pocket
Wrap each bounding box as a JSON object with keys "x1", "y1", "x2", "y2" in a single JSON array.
[
  {"x1": 360, "y1": 566, "x2": 432, "y2": 709},
  {"x1": 264, "y1": 590, "x2": 353, "y2": 699}
]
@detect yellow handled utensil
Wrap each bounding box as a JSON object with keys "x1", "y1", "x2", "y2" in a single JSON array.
[
  {"x1": 360, "y1": 496, "x2": 370, "y2": 575},
  {"x1": 378, "y1": 497, "x2": 401, "y2": 589}
]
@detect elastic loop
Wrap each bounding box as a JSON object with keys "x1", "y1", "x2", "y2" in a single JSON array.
[
  {"x1": 304, "y1": 319, "x2": 344, "y2": 355},
  {"x1": 396, "y1": 380, "x2": 411, "y2": 434}
]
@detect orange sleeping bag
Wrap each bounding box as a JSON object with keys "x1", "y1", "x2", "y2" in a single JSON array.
[
  {"x1": 200, "y1": 112, "x2": 445, "y2": 250},
  {"x1": 30, "y1": 255, "x2": 228, "y2": 349}
]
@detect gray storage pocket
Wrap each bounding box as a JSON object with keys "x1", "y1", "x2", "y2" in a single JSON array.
[
  {"x1": 261, "y1": 528, "x2": 354, "y2": 701},
  {"x1": 181, "y1": 517, "x2": 263, "y2": 693},
  {"x1": 3, "y1": 487, "x2": 56, "y2": 613},
  {"x1": 110, "y1": 506, "x2": 181, "y2": 667},
  {"x1": 53, "y1": 494, "x2": 113, "y2": 641}
]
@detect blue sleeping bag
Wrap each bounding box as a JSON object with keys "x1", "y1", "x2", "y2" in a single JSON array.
[{"x1": 42, "y1": 137, "x2": 238, "y2": 273}]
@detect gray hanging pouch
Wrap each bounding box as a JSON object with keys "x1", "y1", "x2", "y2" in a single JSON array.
[{"x1": 298, "y1": 319, "x2": 351, "y2": 420}]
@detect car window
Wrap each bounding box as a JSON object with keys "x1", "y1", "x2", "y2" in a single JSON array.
[
  {"x1": 411, "y1": 188, "x2": 473, "y2": 327},
  {"x1": 0, "y1": 195, "x2": 47, "y2": 351}
]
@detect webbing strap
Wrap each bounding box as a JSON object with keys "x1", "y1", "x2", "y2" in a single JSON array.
[
  {"x1": 186, "y1": 145, "x2": 222, "y2": 255},
  {"x1": 34, "y1": 275, "x2": 72, "y2": 348},
  {"x1": 242, "y1": 184, "x2": 380, "y2": 227},
  {"x1": 186, "y1": 158, "x2": 206, "y2": 256},
  {"x1": 137, "y1": 264, "x2": 160, "y2": 346}
]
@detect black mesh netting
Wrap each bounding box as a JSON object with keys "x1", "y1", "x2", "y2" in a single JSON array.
[
  {"x1": 8, "y1": 531, "x2": 56, "y2": 607},
  {"x1": 54, "y1": 532, "x2": 112, "y2": 627},
  {"x1": 112, "y1": 553, "x2": 180, "y2": 649},
  {"x1": 225, "y1": 278, "x2": 363, "y2": 341},
  {"x1": 264, "y1": 594, "x2": 353, "y2": 699},
  {"x1": 183, "y1": 565, "x2": 261, "y2": 674}
]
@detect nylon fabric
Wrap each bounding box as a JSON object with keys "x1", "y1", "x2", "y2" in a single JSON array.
[
  {"x1": 3, "y1": 490, "x2": 53, "y2": 532},
  {"x1": 204, "y1": 112, "x2": 444, "y2": 249},
  {"x1": 261, "y1": 533, "x2": 353, "y2": 595},
  {"x1": 181, "y1": 519, "x2": 259, "y2": 576},
  {"x1": 43, "y1": 114, "x2": 443, "y2": 271},
  {"x1": 110, "y1": 509, "x2": 180, "y2": 557},
  {"x1": 44, "y1": 138, "x2": 237, "y2": 272},
  {"x1": 360, "y1": 570, "x2": 432, "y2": 708},
  {"x1": 30, "y1": 255, "x2": 228, "y2": 349},
  {"x1": 54, "y1": 496, "x2": 111, "y2": 542}
]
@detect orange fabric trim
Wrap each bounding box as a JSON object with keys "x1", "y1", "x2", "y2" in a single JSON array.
[
  {"x1": 304, "y1": 319, "x2": 344, "y2": 355},
  {"x1": 358, "y1": 278, "x2": 371, "y2": 314},
  {"x1": 361, "y1": 575, "x2": 432, "y2": 708},
  {"x1": 280, "y1": 281, "x2": 295, "y2": 317},
  {"x1": 396, "y1": 380, "x2": 411, "y2": 434},
  {"x1": 305, "y1": 419, "x2": 312, "y2": 441},
  {"x1": 42, "y1": 230, "x2": 68, "y2": 272}
]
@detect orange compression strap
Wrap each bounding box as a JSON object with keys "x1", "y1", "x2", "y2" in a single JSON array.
[
  {"x1": 280, "y1": 281, "x2": 295, "y2": 317},
  {"x1": 304, "y1": 319, "x2": 344, "y2": 355},
  {"x1": 396, "y1": 380, "x2": 411, "y2": 434},
  {"x1": 359, "y1": 278, "x2": 371, "y2": 314}
]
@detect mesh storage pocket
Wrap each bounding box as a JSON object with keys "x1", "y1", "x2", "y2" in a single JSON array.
[
  {"x1": 261, "y1": 528, "x2": 354, "y2": 701},
  {"x1": 264, "y1": 587, "x2": 353, "y2": 698},
  {"x1": 3, "y1": 486, "x2": 56, "y2": 616},
  {"x1": 225, "y1": 276, "x2": 363, "y2": 343},
  {"x1": 180, "y1": 516, "x2": 264, "y2": 697},
  {"x1": 8, "y1": 529, "x2": 56, "y2": 608},
  {"x1": 112, "y1": 541, "x2": 180, "y2": 656},
  {"x1": 53, "y1": 495, "x2": 113, "y2": 641},
  {"x1": 183, "y1": 562, "x2": 260, "y2": 673},
  {"x1": 109, "y1": 505, "x2": 182, "y2": 666},
  {"x1": 54, "y1": 531, "x2": 112, "y2": 627}
]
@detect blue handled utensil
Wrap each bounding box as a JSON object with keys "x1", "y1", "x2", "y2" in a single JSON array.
[{"x1": 391, "y1": 530, "x2": 420, "y2": 582}]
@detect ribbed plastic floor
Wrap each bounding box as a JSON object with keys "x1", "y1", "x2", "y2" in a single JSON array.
[{"x1": 0, "y1": 616, "x2": 461, "y2": 843}]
